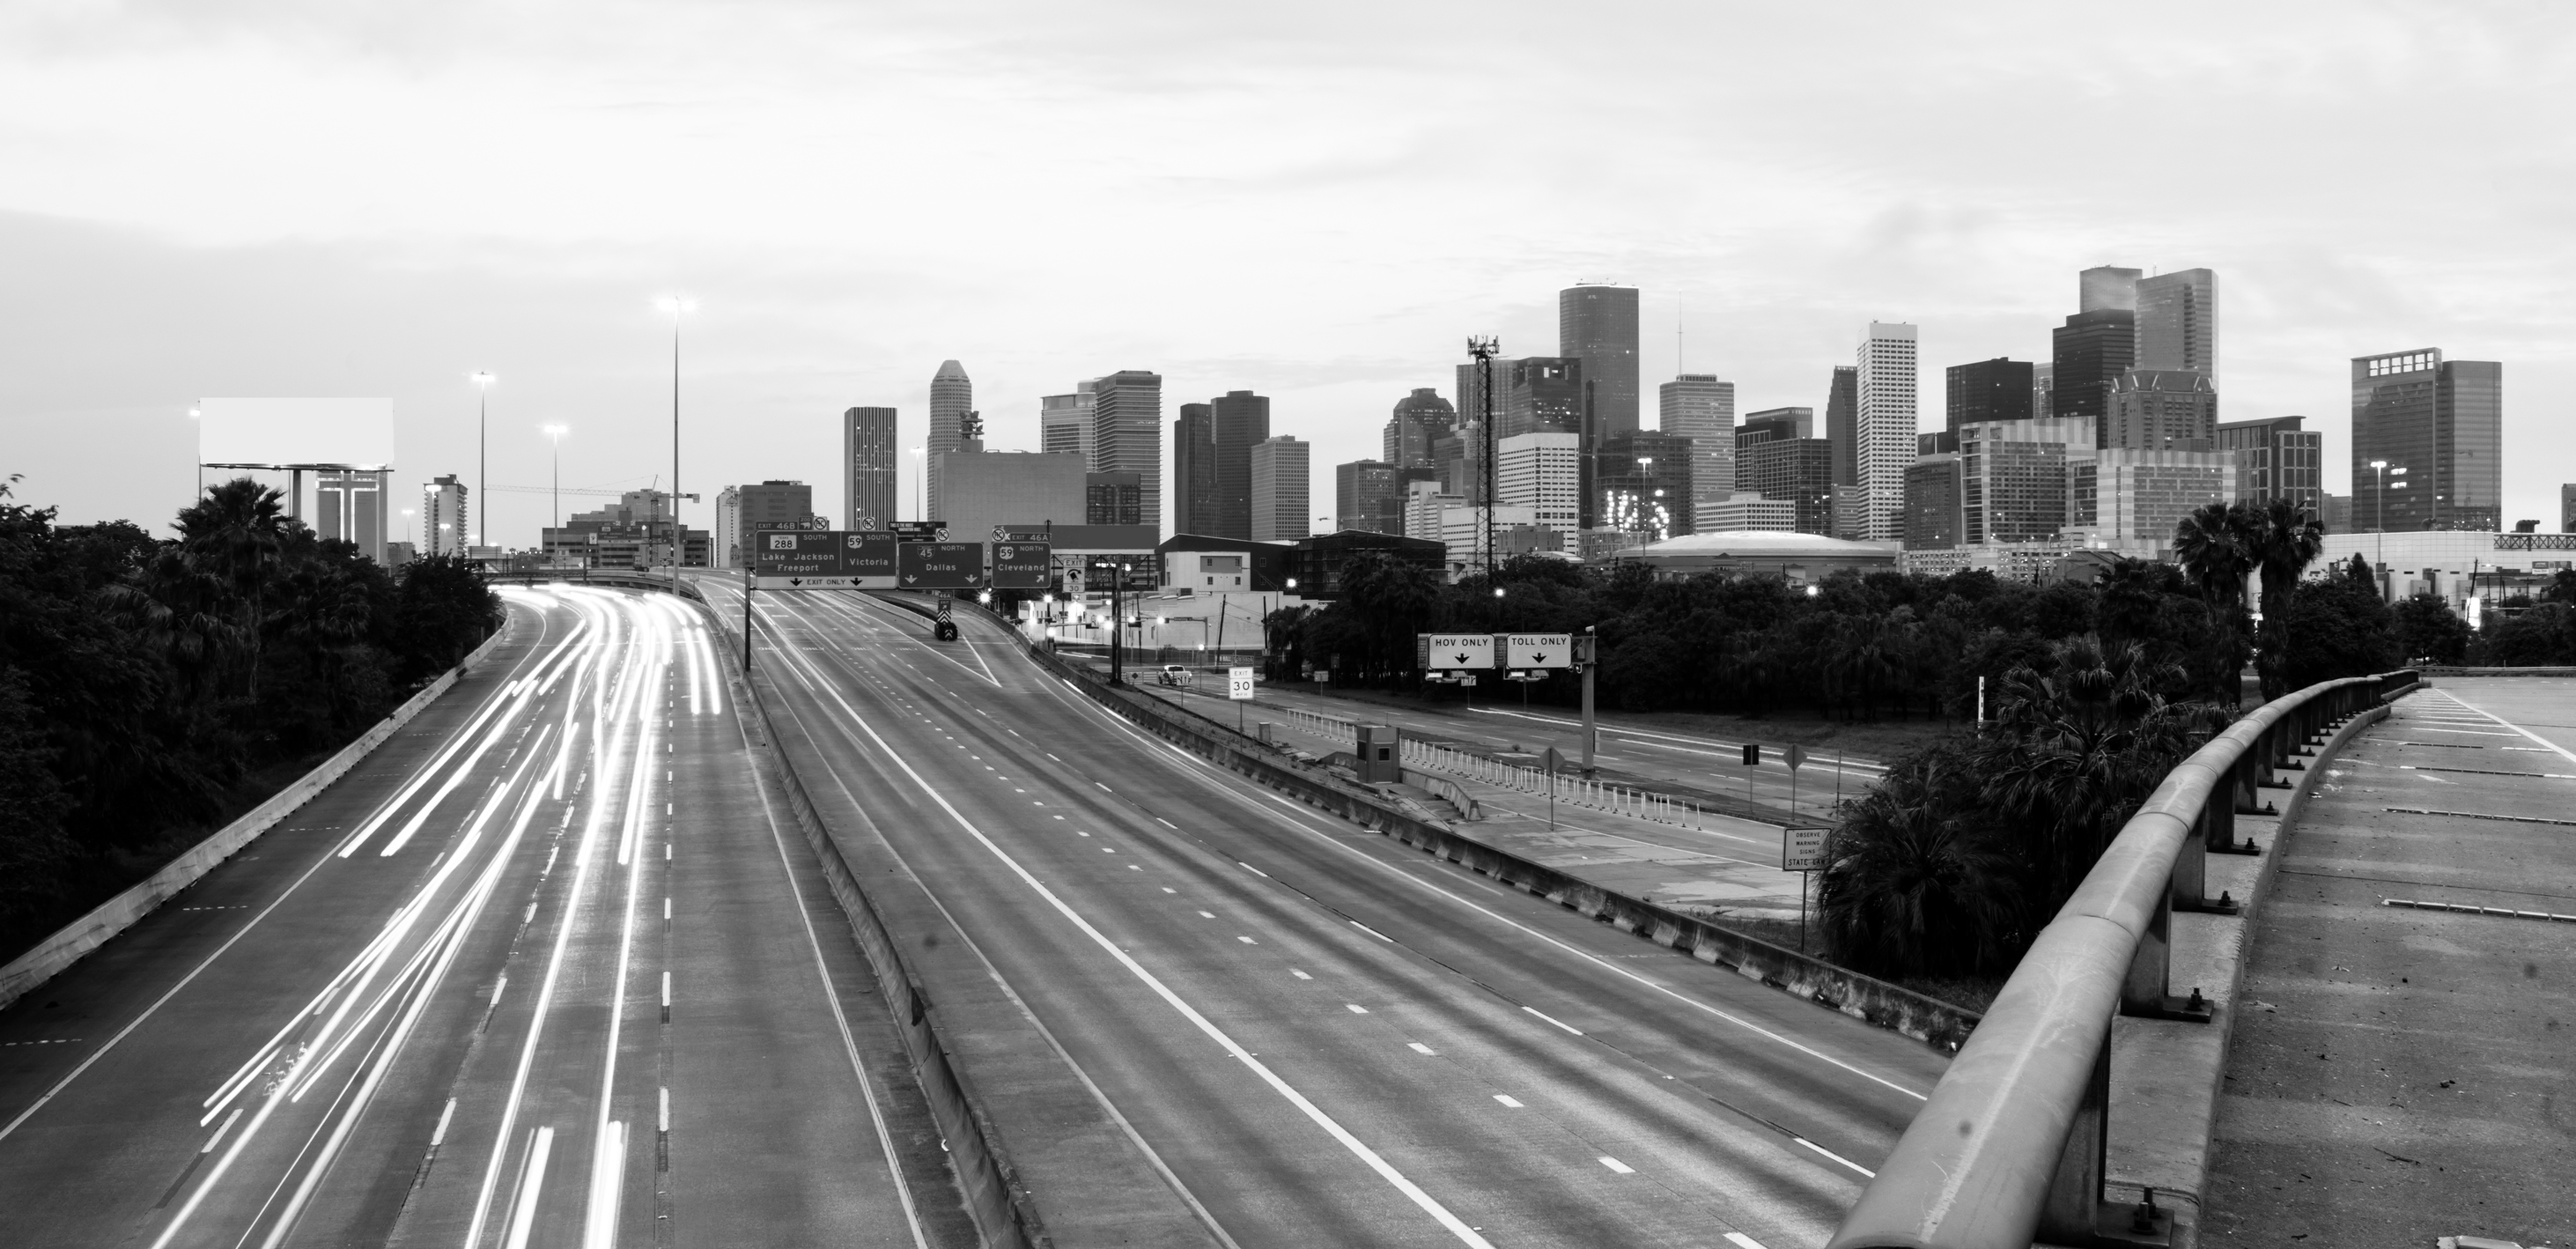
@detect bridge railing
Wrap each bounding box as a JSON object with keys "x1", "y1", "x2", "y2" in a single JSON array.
[
  {"x1": 1827, "y1": 668, "x2": 2418, "y2": 1249},
  {"x1": 485, "y1": 568, "x2": 706, "y2": 602}
]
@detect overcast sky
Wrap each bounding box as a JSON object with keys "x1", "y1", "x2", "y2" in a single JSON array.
[{"x1": 3, "y1": 0, "x2": 2569, "y2": 543}]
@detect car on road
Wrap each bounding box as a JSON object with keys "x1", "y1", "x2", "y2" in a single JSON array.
[{"x1": 1156, "y1": 664, "x2": 1192, "y2": 687}]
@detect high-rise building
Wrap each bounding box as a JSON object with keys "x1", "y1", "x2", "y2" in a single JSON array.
[
  {"x1": 1502, "y1": 358, "x2": 1584, "y2": 440},
  {"x1": 712, "y1": 485, "x2": 741, "y2": 568},
  {"x1": 1903, "y1": 453, "x2": 1964, "y2": 550},
  {"x1": 738, "y1": 480, "x2": 815, "y2": 530},
  {"x1": 2031, "y1": 364, "x2": 2055, "y2": 420},
  {"x1": 1086, "y1": 470, "x2": 1142, "y2": 526},
  {"x1": 1734, "y1": 413, "x2": 1835, "y2": 536},
  {"x1": 1827, "y1": 365, "x2": 1859, "y2": 488},
  {"x1": 1958, "y1": 417, "x2": 2093, "y2": 544},
  {"x1": 2052, "y1": 309, "x2": 2137, "y2": 444},
  {"x1": 1560, "y1": 284, "x2": 1640, "y2": 440},
  {"x1": 1250, "y1": 435, "x2": 1309, "y2": 542},
  {"x1": 1945, "y1": 358, "x2": 2035, "y2": 432},
  {"x1": 2214, "y1": 415, "x2": 2322, "y2": 516},
  {"x1": 1659, "y1": 375, "x2": 1737, "y2": 533},
  {"x1": 1089, "y1": 371, "x2": 1164, "y2": 536},
  {"x1": 2321, "y1": 493, "x2": 2352, "y2": 535},
  {"x1": 2136, "y1": 269, "x2": 2218, "y2": 378},
  {"x1": 1173, "y1": 403, "x2": 1217, "y2": 535},
  {"x1": 1456, "y1": 362, "x2": 1495, "y2": 434},
  {"x1": 1401, "y1": 479, "x2": 1462, "y2": 545},
  {"x1": 2081, "y1": 266, "x2": 2142, "y2": 313},
  {"x1": 1495, "y1": 432, "x2": 1581, "y2": 534},
  {"x1": 316, "y1": 470, "x2": 388, "y2": 563},
  {"x1": 1334, "y1": 460, "x2": 1404, "y2": 535},
  {"x1": 1041, "y1": 391, "x2": 1089, "y2": 459},
  {"x1": 926, "y1": 360, "x2": 971, "y2": 520},
  {"x1": 1594, "y1": 432, "x2": 1695, "y2": 542},
  {"x1": 2563, "y1": 484, "x2": 2576, "y2": 533},
  {"x1": 2105, "y1": 369, "x2": 2218, "y2": 450},
  {"x1": 844, "y1": 405, "x2": 897, "y2": 531},
  {"x1": 2070, "y1": 448, "x2": 2237, "y2": 552},
  {"x1": 424, "y1": 475, "x2": 470, "y2": 558},
  {"x1": 1383, "y1": 388, "x2": 1455, "y2": 470},
  {"x1": 2349, "y1": 349, "x2": 2503, "y2": 533},
  {"x1": 1856, "y1": 322, "x2": 1919, "y2": 542},
  {"x1": 1207, "y1": 390, "x2": 1270, "y2": 540}
]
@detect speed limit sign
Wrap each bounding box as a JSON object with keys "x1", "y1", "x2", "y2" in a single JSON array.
[{"x1": 1228, "y1": 668, "x2": 1256, "y2": 699}]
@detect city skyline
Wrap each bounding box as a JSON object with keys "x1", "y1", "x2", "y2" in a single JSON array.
[{"x1": 3, "y1": 5, "x2": 2568, "y2": 541}]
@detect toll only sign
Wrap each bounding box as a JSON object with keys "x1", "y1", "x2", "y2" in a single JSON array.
[
  {"x1": 1503, "y1": 633, "x2": 1572, "y2": 669},
  {"x1": 1417, "y1": 633, "x2": 1495, "y2": 670}
]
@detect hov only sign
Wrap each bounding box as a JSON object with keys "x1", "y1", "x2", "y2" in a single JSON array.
[
  {"x1": 1502, "y1": 633, "x2": 1572, "y2": 669},
  {"x1": 1418, "y1": 633, "x2": 1495, "y2": 670}
]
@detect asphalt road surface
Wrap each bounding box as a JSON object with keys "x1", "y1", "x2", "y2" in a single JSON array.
[
  {"x1": 0, "y1": 587, "x2": 959, "y2": 1249},
  {"x1": 2204, "y1": 678, "x2": 2576, "y2": 1245},
  {"x1": 712, "y1": 580, "x2": 1952, "y2": 1249}
]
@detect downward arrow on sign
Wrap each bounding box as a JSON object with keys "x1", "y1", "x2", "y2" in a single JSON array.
[
  {"x1": 1452, "y1": 653, "x2": 1469, "y2": 664},
  {"x1": 1532, "y1": 653, "x2": 1548, "y2": 663}
]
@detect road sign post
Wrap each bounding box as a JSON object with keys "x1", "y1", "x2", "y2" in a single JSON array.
[
  {"x1": 1228, "y1": 666, "x2": 1255, "y2": 733},
  {"x1": 1782, "y1": 825, "x2": 1829, "y2": 952},
  {"x1": 1783, "y1": 743, "x2": 1807, "y2": 815},
  {"x1": 1543, "y1": 745, "x2": 1564, "y2": 829},
  {"x1": 1574, "y1": 631, "x2": 1598, "y2": 773}
]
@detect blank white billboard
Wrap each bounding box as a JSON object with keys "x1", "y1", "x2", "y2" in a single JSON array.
[{"x1": 197, "y1": 397, "x2": 395, "y2": 469}]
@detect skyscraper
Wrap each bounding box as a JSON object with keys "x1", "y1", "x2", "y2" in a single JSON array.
[
  {"x1": 844, "y1": 405, "x2": 897, "y2": 530},
  {"x1": 2105, "y1": 370, "x2": 2218, "y2": 451},
  {"x1": 1208, "y1": 389, "x2": 1270, "y2": 540},
  {"x1": 1826, "y1": 365, "x2": 1859, "y2": 489},
  {"x1": 1658, "y1": 374, "x2": 1736, "y2": 533},
  {"x1": 1086, "y1": 371, "x2": 1163, "y2": 536},
  {"x1": 1501, "y1": 358, "x2": 1584, "y2": 439},
  {"x1": 1250, "y1": 435, "x2": 1309, "y2": 542},
  {"x1": 2052, "y1": 310, "x2": 2137, "y2": 443},
  {"x1": 2136, "y1": 269, "x2": 2218, "y2": 378},
  {"x1": 1856, "y1": 322, "x2": 1919, "y2": 542},
  {"x1": 1335, "y1": 460, "x2": 1404, "y2": 535},
  {"x1": 2214, "y1": 415, "x2": 2321, "y2": 515},
  {"x1": 1173, "y1": 403, "x2": 1217, "y2": 535},
  {"x1": 926, "y1": 360, "x2": 971, "y2": 520},
  {"x1": 424, "y1": 475, "x2": 469, "y2": 558},
  {"x1": 2349, "y1": 349, "x2": 2503, "y2": 532},
  {"x1": 1041, "y1": 391, "x2": 1089, "y2": 459},
  {"x1": 1945, "y1": 358, "x2": 2035, "y2": 432},
  {"x1": 1732, "y1": 411, "x2": 1834, "y2": 536},
  {"x1": 1559, "y1": 284, "x2": 1640, "y2": 439},
  {"x1": 1382, "y1": 388, "x2": 1455, "y2": 469},
  {"x1": 2080, "y1": 266, "x2": 2142, "y2": 313},
  {"x1": 1495, "y1": 432, "x2": 1581, "y2": 534}
]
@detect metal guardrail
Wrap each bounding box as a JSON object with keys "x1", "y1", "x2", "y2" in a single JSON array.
[
  {"x1": 484, "y1": 569, "x2": 706, "y2": 602},
  {"x1": 1401, "y1": 740, "x2": 1704, "y2": 828},
  {"x1": 1827, "y1": 669, "x2": 2419, "y2": 1248}
]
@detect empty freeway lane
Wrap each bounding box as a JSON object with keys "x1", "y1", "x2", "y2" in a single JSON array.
[
  {"x1": 0, "y1": 586, "x2": 961, "y2": 1249},
  {"x1": 714, "y1": 578, "x2": 1952, "y2": 1249}
]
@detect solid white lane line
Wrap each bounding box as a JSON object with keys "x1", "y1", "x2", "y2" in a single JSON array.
[
  {"x1": 1492, "y1": 1096, "x2": 1523, "y2": 1108},
  {"x1": 204, "y1": 1107, "x2": 244, "y2": 1152},
  {"x1": 1522, "y1": 1007, "x2": 1584, "y2": 1037},
  {"x1": 784, "y1": 654, "x2": 1496, "y2": 1248},
  {"x1": 1724, "y1": 1233, "x2": 1772, "y2": 1249},
  {"x1": 1352, "y1": 922, "x2": 1394, "y2": 942},
  {"x1": 1597, "y1": 1157, "x2": 1634, "y2": 1174},
  {"x1": 2439, "y1": 694, "x2": 2576, "y2": 766}
]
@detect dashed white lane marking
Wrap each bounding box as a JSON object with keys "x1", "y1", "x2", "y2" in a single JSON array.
[
  {"x1": 1197, "y1": 911, "x2": 1216, "y2": 919},
  {"x1": 1075, "y1": 830, "x2": 1089, "y2": 836},
  {"x1": 1597, "y1": 1157, "x2": 1634, "y2": 1175},
  {"x1": 1290, "y1": 970, "x2": 1311, "y2": 980},
  {"x1": 1492, "y1": 1095, "x2": 1523, "y2": 1108},
  {"x1": 1522, "y1": 1007, "x2": 1584, "y2": 1037},
  {"x1": 1792, "y1": 1136, "x2": 1875, "y2": 1177},
  {"x1": 1155, "y1": 817, "x2": 1177, "y2": 829},
  {"x1": 1346, "y1": 1004, "x2": 1370, "y2": 1014},
  {"x1": 1723, "y1": 1234, "x2": 1772, "y2": 1249},
  {"x1": 1128, "y1": 865, "x2": 1141, "y2": 871},
  {"x1": 1162, "y1": 887, "x2": 1177, "y2": 894},
  {"x1": 1103, "y1": 848, "x2": 1117, "y2": 854},
  {"x1": 1237, "y1": 936, "x2": 1258, "y2": 945},
  {"x1": 1406, "y1": 1042, "x2": 1436, "y2": 1055},
  {"x1": 1096, "y1": 783, "x2": 1112, "y2": 792}
]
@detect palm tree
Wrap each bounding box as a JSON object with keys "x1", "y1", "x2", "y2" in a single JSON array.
[
  {"x1": 171, "y1": 478, "x2": 291, "y2": 698},
  {"x1": 2171, "y1": 502, "x2": 2256, "y2": 704},
  {"x1": 2246, "y1": 498, "x2": 2325, "y2": 699},
  {"x1": 1977, "y1": 639, "x2": 2225, "y2": 903},
  {"x1": 1816, "y1": 744, "x2": 2025, "y2": 978}
]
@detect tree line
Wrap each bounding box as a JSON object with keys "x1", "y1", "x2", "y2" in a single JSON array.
[{"x1": 0, "y1": 477, "x2": 501, "y2": 960}]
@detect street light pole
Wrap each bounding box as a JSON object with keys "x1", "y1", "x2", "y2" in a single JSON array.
[
  {"x1": 656, "y1": 298, "x2": 695, "y2": 586},
  {"x1": 543, "y1": 425, "x2": 569, "y2": 550},
  {"x1": 471, "y1": 372, "x2": 493, "y2": 547}
]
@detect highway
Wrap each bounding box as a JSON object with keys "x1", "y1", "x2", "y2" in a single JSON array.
[
  {"x1": 1140, "y1": 672, "x2": 1881, "y2": 823},
  {"x1": 712, "y1": 577, "x2": 1953, "y2": 1249},
  {"x1": 0, "y1": 587, "x2": 960, "y2": 1249}
]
